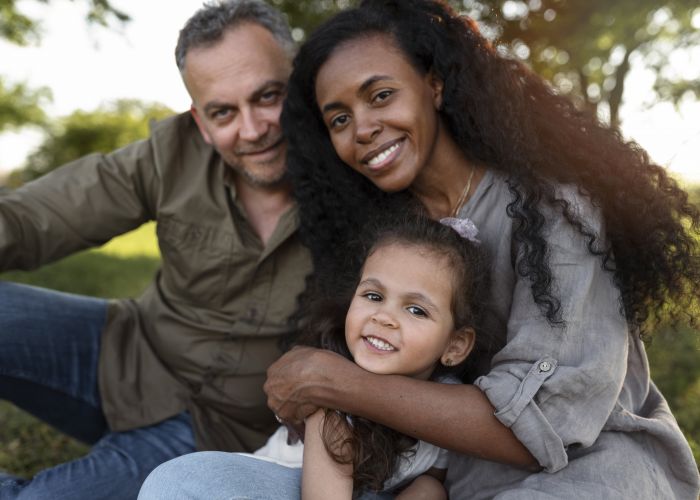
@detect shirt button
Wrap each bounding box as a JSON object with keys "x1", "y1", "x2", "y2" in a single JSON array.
[{"x1": 538, "y1": 360, "x2": 552, "y2": 372}]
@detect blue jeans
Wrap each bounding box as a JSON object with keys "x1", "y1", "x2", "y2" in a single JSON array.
[
  {"x1": 0, "y1": 282, "x2": 196, "y2": 500},
  {"x1": 138, "y1": 453, "x2": 394, "y2": 500}
]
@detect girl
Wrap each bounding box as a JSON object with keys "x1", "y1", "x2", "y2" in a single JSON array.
[{"x1": 249, "y1": 211, "x2": 488, "y2": 499}]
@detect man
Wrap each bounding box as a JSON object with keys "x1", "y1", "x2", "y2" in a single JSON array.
[{"x1": 0, "y1": 1, "x2": 311, "y2": 498}]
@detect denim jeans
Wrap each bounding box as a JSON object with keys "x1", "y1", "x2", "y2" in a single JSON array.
[
  {"x1": 138, "y1": 452, "x2": 394, "y2": 500},
  {"x1": 0, "y1": 282, "x2": 196, "y2": 500}
]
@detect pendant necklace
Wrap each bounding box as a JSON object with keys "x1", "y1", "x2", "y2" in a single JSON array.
[{"x1": 451, "y1": 166, "x2": 475, "y2": 217}]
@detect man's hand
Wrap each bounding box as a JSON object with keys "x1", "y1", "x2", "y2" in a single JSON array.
[{"x1": 264, "y1": 346, "x2": 356, "y2": 426}]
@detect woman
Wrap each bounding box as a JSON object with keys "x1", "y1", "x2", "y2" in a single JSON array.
[
  {"x1": 140, "y1": 1, "x2": 700, "y2": 498},
  {"x1": 275, "y1": 0, "x2": 700, "y2": 497}
]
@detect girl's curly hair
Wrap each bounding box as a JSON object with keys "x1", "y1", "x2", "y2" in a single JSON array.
[
  {"x1": 294, "y1": 209, "x2": 490, "y2": 493},
  {"x1": 282, "y1": 0, "x2": 700, "y2": 333}
]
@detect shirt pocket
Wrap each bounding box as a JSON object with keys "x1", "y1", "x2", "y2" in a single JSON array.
[{"x1": 156, "y1": 215, "x2": 233, "y2": 307}]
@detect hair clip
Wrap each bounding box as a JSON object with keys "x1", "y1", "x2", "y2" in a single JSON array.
[{"x1": 439, "y1": 217, "x2": 480, "y2": 244}]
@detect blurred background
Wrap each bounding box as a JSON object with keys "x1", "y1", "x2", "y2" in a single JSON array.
[{"x1": 1, "y1": 0, "x2": 699, "y2": 477}]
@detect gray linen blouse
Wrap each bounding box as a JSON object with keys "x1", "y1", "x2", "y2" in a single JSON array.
[{"x1": 445, "y1": 170, "x2": 700, "y2": 499}]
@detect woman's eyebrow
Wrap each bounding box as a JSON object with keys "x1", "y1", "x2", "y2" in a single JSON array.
[
  {"x1": 357, "y1": 75, "x2": 393, "y2": 94},
  {"x1": 320, "y1": 75, "x2": 394, "y2": 114}
]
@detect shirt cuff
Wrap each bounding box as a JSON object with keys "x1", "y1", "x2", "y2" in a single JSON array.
[{"x1": 476, "y1": 356, "x2": 569, "y2": 472}]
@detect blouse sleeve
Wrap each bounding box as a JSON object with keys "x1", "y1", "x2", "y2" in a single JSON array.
[{"x1": 474, "y1": 186, "x2": 629, "y2": 472}]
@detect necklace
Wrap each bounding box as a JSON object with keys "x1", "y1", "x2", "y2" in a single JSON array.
[{"x1": 451, "y1": 166, "x2": 475, "y2": 217}]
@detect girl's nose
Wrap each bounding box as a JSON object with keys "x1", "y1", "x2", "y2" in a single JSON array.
[{"x1": 370, "y1": 310, "x2": 398, "y2": 328}]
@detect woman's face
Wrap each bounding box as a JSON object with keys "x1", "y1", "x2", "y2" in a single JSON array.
[{"x1": 315, "y1": 34, "x2": 444, "y2": 193}]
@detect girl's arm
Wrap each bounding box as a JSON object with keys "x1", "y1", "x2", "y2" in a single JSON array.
[
  {"x1": 395, "y1": 468, "x2": 447, "y2": 500},
  {"x1": 301, "y1": 409, "x2": 353, "y2": 500},
  {"x1": 265, "y1": 347, "x2": 536, "y2": 468}
]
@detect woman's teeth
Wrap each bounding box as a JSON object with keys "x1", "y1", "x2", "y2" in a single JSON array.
[{"x1": 368, "y1": 142, "x2": 400, "y2": 166}]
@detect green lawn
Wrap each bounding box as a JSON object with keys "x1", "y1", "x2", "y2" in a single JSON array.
[
  {"x1": 1, "y1": 221, "x2": 699, "y2": 477},
  {"x1": 0, "y1": 223, "x2": 160, "y2": 477}
]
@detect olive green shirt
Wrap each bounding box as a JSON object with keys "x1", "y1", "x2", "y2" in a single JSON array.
[{"x1": 0, "y1": 113, "x2": 312, "y2": 452}]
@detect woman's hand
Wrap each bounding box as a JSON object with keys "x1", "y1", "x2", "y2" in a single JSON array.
[{"x1": 264, "y1": 346, "x2": 358, "y2": 426}]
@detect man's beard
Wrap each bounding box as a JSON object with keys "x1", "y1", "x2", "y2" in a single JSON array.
[
  {"x1": 224, "y1": 135, "x2": 288, "y2": 188},
  {"x1": 226, "y1": 158, "x2": 288, "y2": 188}
]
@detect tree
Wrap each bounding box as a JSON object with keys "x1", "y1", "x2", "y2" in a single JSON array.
[
  {"x1": 7, "y1": 99, "x2": 172, "y2": 186},
  {"x1": 0, "y1": 77, "x2": 50, "y2": 132},
  {"x1": 469, "y1": 0, "x2": 700, "y2": 127},
  {"x1": 0, "y1": 0, "x2": 130, "y2": 131},
  {"x1": 0, "y1": 0, "x2": 129, "y2": 46}
]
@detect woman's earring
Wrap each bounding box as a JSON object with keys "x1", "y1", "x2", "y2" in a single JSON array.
[{"x1": 443, "y1": 358, "x2": 453, "y2": 366}]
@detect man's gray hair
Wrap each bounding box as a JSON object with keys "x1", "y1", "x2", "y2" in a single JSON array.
[{"x1": 175, "y1": 0, "x2": 295, "y2": 72}]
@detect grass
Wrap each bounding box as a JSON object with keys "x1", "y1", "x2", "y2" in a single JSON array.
[
  {"x1": 1, "y1": 222, "x2": 699, "y2": 478},
  {"x1": 0, "y1": 223, "x2": 160, "y2": 477}
]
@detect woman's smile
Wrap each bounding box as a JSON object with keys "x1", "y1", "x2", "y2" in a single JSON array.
[{"x1": 362, "y1": 138, "x2": 405, "y2": 172}]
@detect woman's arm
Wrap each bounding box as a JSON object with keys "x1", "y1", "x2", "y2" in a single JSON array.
[
  {"x1": 265, "y1": 348, "x2": 537, "y2": 468},
  {"x1": 301, "y1": 409, "x2": 353, "y2": 500}
]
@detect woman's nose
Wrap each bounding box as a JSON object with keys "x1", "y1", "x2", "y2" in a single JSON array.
[{"x1": 354, "y1": 111, "x2": 381, "y2": 144}]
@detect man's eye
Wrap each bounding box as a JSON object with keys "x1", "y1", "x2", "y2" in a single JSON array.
[
  {"x1": 362, "y1": 292, "x2": 382, "y2": 302},
  {"x1": 211, "y1": 109, "x2": 231, "y2": 120},
  {"x1": 407, "y1": 305, "x2": 427, "y2": 317},
  {"x1": 260, "y1": 91, "x2": 281, "y2": 104}
]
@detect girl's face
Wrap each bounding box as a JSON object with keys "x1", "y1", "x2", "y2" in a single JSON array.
[
  {"x1": 315, "y1": 34, "x2": 444, "y2": 193},
  {"x1": 344, "y1": 242, "x2": 472, "y2": 380}
]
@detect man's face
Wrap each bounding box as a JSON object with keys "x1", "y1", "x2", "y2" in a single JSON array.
[{"x1": 183, "y1": 23, "x2": 292, "y2": 188}]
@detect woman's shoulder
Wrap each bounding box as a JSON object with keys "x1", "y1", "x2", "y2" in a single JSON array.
[{"x1": 480, "y1": 170, "x2": 603, "y2": 226}]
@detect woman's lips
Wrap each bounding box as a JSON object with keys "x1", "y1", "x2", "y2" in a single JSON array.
[{"x1": 362, "y1": 138, "x2": 404, "y2": 171}]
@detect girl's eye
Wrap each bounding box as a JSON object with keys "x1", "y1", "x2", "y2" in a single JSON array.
[
  {"x1": 362, "y1": 292, "x2": 382, "y2": 302},
  {"x1": 407, "y1": 305, "x2": 428, "y2": 317},
  {"x1": 329, "y1": 114, "x2": 350, "y2": 129}
]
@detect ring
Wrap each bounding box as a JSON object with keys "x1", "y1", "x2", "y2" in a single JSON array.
[{"x1": 274, "y1": 413, "x2": 283, "y2": 423}]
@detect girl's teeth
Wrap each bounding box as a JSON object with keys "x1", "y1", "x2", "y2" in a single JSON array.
[
  {"x1": 366, "y1": 336, "x2": 396, "y2": 351},
  {"x1": 368, "y1": 143, "x2": 399, "y2": 166}
]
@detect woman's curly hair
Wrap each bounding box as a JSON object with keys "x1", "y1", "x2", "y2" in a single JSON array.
[
  {"x1": 294, "y1": 209, "x2": 490, "y2": 493},
  {"x1": 282, "y1": 0, "x2": 700, "y2": 333}
]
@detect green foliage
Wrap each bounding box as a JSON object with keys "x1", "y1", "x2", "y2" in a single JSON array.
[
  {"x1": 271, "y1": 0, "x2": 356, "y2": 39},
  {"x1": 0, "y1": 223, "x2": 160, "y2": 478},
  {"x1": 11, "y1": 100, "x2": 172, "y2": 185},
  {"x1": 646, "y1": 326, "x2": 700, "y2": 464},
  {"x1": 0, "y1": 77, "x2": 50, "y2": 132},
  {"x1": 470, "y1": 1, "x2": 700, "y2": 125},
  {"x1": 0, "y1": 0, "x2": 40, "y2": 45},
  {"x1": 0, "y1": 0, "x2": 129, "y2": 46},
  {"x1": 0, "y1": 402, "x2": 89, "y2": 479},
  {"x1": 0, "y1": 0, "x2": 131, "y2": 133}
]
